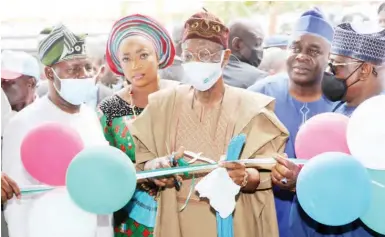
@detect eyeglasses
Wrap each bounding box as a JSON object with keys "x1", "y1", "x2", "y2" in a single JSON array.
[
  {"x1": 182, "y1": 49, "x2": 223, "y2": 63},
  {"x1": 328, "y1": 61, "x2": 363, "y2": 75},
  {"x1": 328, "y1": 61, "x2": 379, "y2": 77}
]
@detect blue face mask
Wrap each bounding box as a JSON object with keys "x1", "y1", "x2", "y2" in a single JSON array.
[{"x1": 52, "y1": 69, "x2": 96, "y2": 106}]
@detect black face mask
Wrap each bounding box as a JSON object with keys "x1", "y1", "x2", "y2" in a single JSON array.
[
  {"x1": 248, "y1": 48, "x2": 264, "y2": 68},
  {"x1": 321, "y1": 63, "x2": 363, "y2": 102},
  {"x1": 238, "y1": 45, "x2": 263, "y2": 68},
  {"x1": 321, "y1": 72, "x2": 347, "y2": 102}
]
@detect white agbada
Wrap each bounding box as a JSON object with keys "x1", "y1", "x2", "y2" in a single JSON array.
[
  {"x1": 2, "y1": 96, "x2": 112, "y2": 237},
  {"x1": 1, "y1": 88, "x2": 15, "y2": 135}
]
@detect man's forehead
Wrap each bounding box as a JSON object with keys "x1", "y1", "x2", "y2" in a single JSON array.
[
  {"x1": 1, "y1": 74, "x2": 30, "y2": 81},
  {"x1": 329, "y1": 54, "x2": 357, "y2": 63},
  {"x1": 55, "y1": 58, "x2": 91, "y2": 68},
  {"x1": 290, "y1": 34, "x2": 328, "y2": 48}
]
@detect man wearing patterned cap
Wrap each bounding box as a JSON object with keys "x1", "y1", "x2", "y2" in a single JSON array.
[
  {"x1": 248, "y1": 8, "x2": 337, "y2": 237},
  {"x1": 2, "y1": 24, "x2": 111, "y2": 237},
  {"x1": 129, "y1": 10, "x2": 288, "y2": 237},
  {"x1": 323, "y1": 22, "x2": 385, "y2": 117}
]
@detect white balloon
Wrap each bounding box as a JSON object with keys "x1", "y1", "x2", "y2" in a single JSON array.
[
  {"x1": 347, "y1": 95, "x2": 385, "y2": 170},
  {"x1": 28, "y1": 187, "x2": 97, "y2": 237}
]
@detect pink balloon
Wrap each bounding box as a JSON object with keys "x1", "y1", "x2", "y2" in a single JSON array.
[
  {"x1": 295, "y1": 113, "x2": 351, "y2": 160},
  {"x1": 21, "y1": 122, "x2": 84, "y2": 186}
]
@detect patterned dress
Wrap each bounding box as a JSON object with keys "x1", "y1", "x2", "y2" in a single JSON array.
[{"x1": 98, "y1": 95, "x2": 154, "y2": 237}]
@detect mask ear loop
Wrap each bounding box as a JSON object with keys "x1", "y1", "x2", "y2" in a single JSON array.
[
  {"x1": 344, "y1": 62, "x2": 365, "y2": 89},
  {"x1": 94, "y1": 66, "x2": 103, "y2": 84},
  {"x1": 229, "y1": 37, "x2": 242, "y2": 63},
  {"x1": 219, "y1": 50, "x2": 226, "y2": 69},
  {"x1": 229, "y1": 54, "x2": 241, "y2": 63},
  {"x1": 51, "y1": 68, "x2": 63, "y2": 92}
]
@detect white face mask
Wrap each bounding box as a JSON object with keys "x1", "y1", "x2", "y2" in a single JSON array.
[
  {"x1": 52, "y1": 69, "x2": 96, "y2": 106},
  {"x1": 182, "y1": 52, "x2": 224, "y2": 91},
  {"x1": 112, "y1": 80, "x2": 124, "y2": 92}
]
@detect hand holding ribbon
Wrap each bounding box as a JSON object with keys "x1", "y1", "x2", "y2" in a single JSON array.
[
  {"x1": 1, "y1": 173, "x2": 21, "y2": 203},
  {"x1": 219, "y1": 162, "x2": 247, "y2": 186},
  {"x1": 271, "y1": 153, "x2": 301, "y2": 190},
  {"x1": 143, "y1": 146, "x2": 185, "y2": 188}
]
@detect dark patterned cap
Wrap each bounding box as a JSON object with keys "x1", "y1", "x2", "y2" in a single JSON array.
[
  {"x1": 182, "y1": 11, "x2": 229, "y2": 48},
  {"x1": 331, "y1": 22, "x2": 385, "y2": 65}
]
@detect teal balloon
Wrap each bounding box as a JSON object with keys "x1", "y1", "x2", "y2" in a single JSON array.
[
  {"x1": 297, "y1": 152, "x2": 371, "y2": 226},
  {"x1": 360, "y1": 169, "x2": 385, "y2": 235},
  {"x1": 66, "y1": 145, "x2": 137, "y2": 214}
]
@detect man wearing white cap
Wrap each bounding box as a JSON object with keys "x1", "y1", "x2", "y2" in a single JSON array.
[
  {"x1": 1, "y1": 50, "x2": 40, "y2": 113},
  {"x1": 1, "y1": 50, "x2": 35, "y2": 237},
  {"x1": 1, "y1": 88, "x2": 12, "y2": 135}
]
